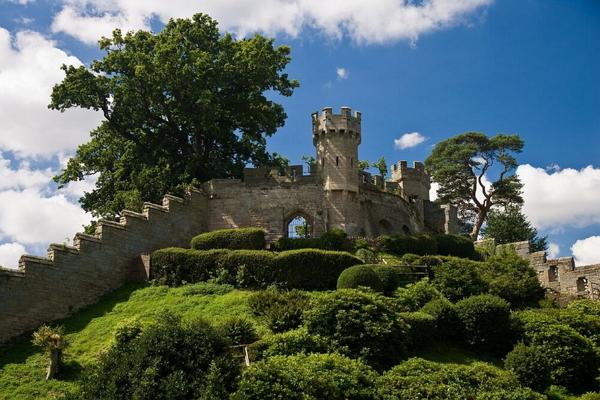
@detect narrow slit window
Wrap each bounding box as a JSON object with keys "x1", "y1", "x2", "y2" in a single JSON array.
[
  {"x1": 351, "y1": 157, "x2": 353, "y2": 167},
  {"x1": 336, "y1": 156, "x2": 339, "y2": 166}
]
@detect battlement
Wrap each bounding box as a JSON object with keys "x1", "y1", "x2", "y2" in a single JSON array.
[
  {"x1": 390, "y1": 160, "x2": 430, "y2": 201},
  {"x1": 312, "y1": 106, "x2": 361, "y2": 145}
]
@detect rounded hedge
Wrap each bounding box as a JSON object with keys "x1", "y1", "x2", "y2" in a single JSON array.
[
  {"x1": 249, "y1": 328, "x2": 329, "y2": 360},
  {"x1": 337, "y1": 265, "x2": 384, "y2": 292},
  {"x1": 420, "y1": 298, "x2": 461, "y2": 341},
  {"x1": 232, "y1": 353, "x2": 379, "y2": 400},
  {"x1": 395, "y1": 278, "x2": 443, "y2": 312},
  {"x1": 435, "y1": 234, "x2": 475, "y2": 258},
  {"x1": 454, "y1": 294, "x2": 513, "y2": 355},
  {"x1": 190, "y1": 228, "x2": 266, "y2": 250},
  {"x1": 399, "y1": 312, "x2": 436, "y2": 349},
  {"x1": 217, "y1": 316, "x2": 259, "y2": 345},
  {"x1": 430, "y1": 257, "x2": 487, "y2": 302}
]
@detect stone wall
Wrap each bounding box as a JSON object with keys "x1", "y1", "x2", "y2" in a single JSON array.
[{"x1": 0, "y1": 192, "x2": 208, "y2": 343}]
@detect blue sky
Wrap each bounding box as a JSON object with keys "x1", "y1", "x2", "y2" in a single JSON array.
[{"x1": 0, "y1": 0, "x2": 598, "y2": 267}]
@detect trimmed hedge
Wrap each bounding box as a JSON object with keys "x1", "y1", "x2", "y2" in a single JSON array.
[
  {"x1": 190, "y1": 228, "x2": 266, "y2": 250},
  {"x1": 337, "y1": 265, "x2": 384, "y2": 292},
  {"x1": 151, "y1": 247, "x2": 361, "y2": 290},
  {"x1": 376, "y1": 233, "x2": 476, "y2": 259},
  {"x1": 435, "y1": 234, "x2": 475, "y2": 258},
  {"x1": 273, "y1": 229, "x2": 352, "y2": 252}
]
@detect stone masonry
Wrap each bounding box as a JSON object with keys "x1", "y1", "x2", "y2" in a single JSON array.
[{"x1": 0, "y1": 107, "x2": 457, "y2": 343}]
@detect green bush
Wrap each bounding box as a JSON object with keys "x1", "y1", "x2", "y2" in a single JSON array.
[
  {"x1": 248, "y1": 289, "x2": 310, "y2": 333},
  {"x1": 74, "y1": 313, "x2": 239, "y2": 400},
  {"x1": 355, "y1": 248, "x2": 377, "y2": 263},
  {"x1": 150, "y1": 248, "x2": 229, "y2": 286},
  {"x1": 561, "y1": 300, "x2": 600, "y2": 346},
  {"x1": 221, "y1": 250, "x2": 277, "y2": 288},
  {"x1": 273, "y1": 229, "x2": 352, "y2": 251},
  {"x1": 231, "y1": 353, "x2": 379, "y2": 400},
  {"x1": 190, "y1": 227, "x2": 266, "y2": 250},
  {"x1": 371, "y1": 265, "x2": 410, "y2": 295},
  {"x1": 420, "y1": 298, "x2": 461, "y2": 341},
  {"x1": 504, "y1": 342, "x2": 552, "y2": 392},
  {"x1": 375, "y1": 234, "x2": 438, "y2": 256},
  {"x1": 250, "y1": 328, "x2": 329, "y2": 360},
  {"x1": 400, "y1": 253, "x2": 421, "y2": 264},
  {"x1": 430, "y1": 257, "x2": 487, "y2": 302},
  {"x1": 400, "y1": 312, "x2": 436, "y2": 349},
  {"x1": 454, "y1": 294, "x2": 513, "y2": 355},
  {"x1": 377, "y1": 358, "x2": 543, "y2": 400},
  {"x1": 435, "y1": 234, "x2": 475, "y2": 258},
  {"x1": 395, "y1": 278, "x2": 443, "y2": 312},
  {"x1": 337, "y1": 265, "x2": 384, "y2": 292},
  {"x1": 217, "y1": 316, "x2": 259, "y2": 345},
  {"x1": 275, "y1": 249, "x2": 361, "y2": 290},
  {"x1": 303, "y1": 289, "x2": 408, "y2": 369}
]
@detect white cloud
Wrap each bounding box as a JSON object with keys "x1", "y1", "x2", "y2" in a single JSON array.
[
  {"x1": 571, "y1": 236, "x2": 600, "y2": 266},
  {"x1": 0, "y1": 28, "x2": 102, "y2": 157},
  {"x1": 394, "y1": 132, "x2": 427, "y2": 150},
  {"x1": 50, "y1": 0, "x2": 493, "y2": 45},
  {"x1": 0, "y1": 154, "x2": 53, "y2": 191},
  {"x1": 518, "y1": 164, "x2": 600, "y2": 230},
  {"x1": 547, "y1": 242, "x2": 560, "y2": 259},
  {"x1": 0, "y1": 242, "x2": 26, "y2": 269},
  {"x1": 336, "y1": 67, "x2": 349, "y2": 80}
]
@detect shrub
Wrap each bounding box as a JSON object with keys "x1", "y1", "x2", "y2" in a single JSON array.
[
  {"x1": 378, "y1": 358, "x2": 543, "y2": 400},
  {"x1": 220, "y1": 250, "x2": 277, "y2": 288},
  {"x1": 420, "y1": 298, "x2": 461, "y2": 341},
  {"x1": 355, "y1": 248, "x2": 377, "y2": 263},
  {"x1": 248, "y1": 289, "x2": 310, "y2": 333},
  {"x1": 337, "y1": 265, "x2": 384, "y2": 292},
  {"x1": 395, "y1": 278, "x2": 443, "y2": 312},
  {"x1": 430, "y1": 257, "x2": 487, "y2": 302},
  {"x1": 435, "y1": 234, "x2": 475, "y2": 258},
  {"x1": 375, "y1": 234, "x2": 438, "y2": 256},
  {"x1": 454, "y1": 294, "x2": 513, "y2": 355},
  {"x1": 400, "y1": 312, "x2": 436, "y2": 349},
  {"x1": 190, "y1": 227, "x2": 266, "y2": 250},
  {"x1": 231, "y1": 353, "x2": 379, "y2": 400},
  {"x1": 274, "y1": 249, "x2": 361, "y2": 290},
  {"x1": 150, "y1": 248, "x2": 229, "y2": 286},
  {"x1": 217, "y1": 317, "x2": 259, "y2": 345},
  {"x1": 75, "y1": 313, "x2": 239, "y2": 400},
  {"x1": 371, "y1": 265, "x2": 410, "y2": 295},
  {"x1": 250, "y1": 328, "x2": 329, "y2": 360},
  {"x1": 400, "y1": 253, "x2": 421, "y2": 264},
  {"x1": 303, "y1": 289, "x2": 408, "y2": 369},
  {"x1": 273, "y1": 229, "x2": 352, "y2": 252},
  {"x1": 504, "y1": 342, "x2": 552, "y2": 392}
]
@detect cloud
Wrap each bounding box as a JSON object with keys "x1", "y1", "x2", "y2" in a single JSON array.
[
  {"x1": 0, "y1": 242, "x2": 26, "y2": 269},
  {"x1": 547, "y1": 242, "x2": 560, "y2": 259},
  {"x1": 336, "y1": 67, "x2": 349, "y2": 80},
  {"x1": 394, "y1": 132, "x2": 427, "y2": 150},
  {"x1": 50, "y1": 0, "x2": 493, "y2": 45},
  {"x1": 518, "y1": 164, "x2": 600, "y2": 230},
  {"x1": 0, "y1": 154, "x2": 53, "y2": 191},
  {"x1": 571, "y1": 236, "x2": 600, "y2": 266},
  {"x1": 0, "y1": 28, "x2": 102, "y2": 157}
]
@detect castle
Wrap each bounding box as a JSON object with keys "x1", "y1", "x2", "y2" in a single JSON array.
[{"x1": 0, "y1": 106, "x2": 457, "y2": 343}]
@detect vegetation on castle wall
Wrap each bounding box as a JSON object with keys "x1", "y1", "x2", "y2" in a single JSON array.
[{"x1": 190, "y1": 228, "x2": 267, "y2": 250}]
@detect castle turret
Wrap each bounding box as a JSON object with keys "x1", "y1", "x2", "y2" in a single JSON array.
[
  {"x1": 312, "y1": 106, "x2": 361, "y2": 192},
  {"x1": 391, "y1": 161, "x2": 431, "y2": 202},
  {"x1": 312, "y1": 107, "x2": 362, "y2": 234}
]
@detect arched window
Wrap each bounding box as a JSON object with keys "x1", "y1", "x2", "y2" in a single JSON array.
[{"x1": 287, "y1": 215, "x2": 312, "y2": 238}]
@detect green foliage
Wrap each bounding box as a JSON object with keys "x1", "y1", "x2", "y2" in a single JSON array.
[
  {"x1": 355, "y1": 248, "x2": 377, "y2": 263},
  {"x1": 376, "y1": 233, "x2": 438, "y2": 256},
  {"x1": 430, "y1": 257, "x2": 487, "y2": 302},
  {"x1": 274, "y1": 248, "x2": 361, "y2": 290},
  {"x1": 504, "y1": 342, "x2": 552, "y2": 392},
  {"x1": 250, "y1": 328, "x2": 329, "y2": 360},
  {"x1": 395, "y1": 278, "x2": 443, "y2": 312},
  {"x1": 274, "y1": 229, "x2": 352, "y2": 251},
  {"x1": 190, "y1": 228, "x2": 266, "y2": 250},
  {"x1": 247, "y1": 289, "x2": 310, "y2": 333},
  {"x1": 560, "y1": 301, "x2": 600, "y2": 346},
  {"x1": 216, "y1": 316, "x2": 259, "y2": 345},
  {"x1": 378, "y1": 358, "x2": 543, "y2": 400},
  {"x1": 358, "y1": 160, "x2": 370, "y2": 172},
  {"x1": 50, "y1": 14, "x2": 298, "y2": 218},
  {"x1": 337, "y1": 265, "x2": 384, "y2": 292},
  {"x1": 435, "y1": 234, "x2": 475, "y2": 258},
  {"x1": 400, "y1": 312, "x2": 436, "y2": 349},
  {"x1": 425, "y1": 132, "x2": 524, "y2": 239},
  {"x1": 303, "y1": 289, "x2": 408, "y2": 369},
  {"x1": 420, "y1": 299, "x2": 461, "y2": 341},
  {"x1": 371, "y1": 265, "x2": 412, "y2": 295},
  {"x1": 481, "y1": 205, "x2": 548, "y2": 252},
  {"x1": 232, "y1": 353, "x2": 379, "y2": 400},
  {"x1": 477, "y1": 254, "x2": 545, "y2": 308},
  {"x1": 454, "y1": 294, "x2": 513, "y2": 355},
  {"x1": 372, "y1": 156, "x2": 388, "y2": 179},
  {"x1": 73, "y1": 313, "x2": 239, "y2": 400},
  {"x1": 150, "y1": 248, "x2": 232, "y2": 286}
]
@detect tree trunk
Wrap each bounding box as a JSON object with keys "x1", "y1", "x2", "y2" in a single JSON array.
[
  {"x1": 46, "y1": 349, "x2": 61, "y2": 380},
  {"x1": 470, "y1": 210, "x2": 488, "y2": 241}
]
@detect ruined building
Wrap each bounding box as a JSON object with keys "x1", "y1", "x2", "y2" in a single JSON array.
[{"x1": 0, "y1": 106, "x2": 457, "y2": 343}]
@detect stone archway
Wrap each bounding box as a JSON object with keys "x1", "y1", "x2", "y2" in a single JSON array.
[
  {"x1": 378, "y1": 219, "x2": 393, "y2": 235},
  {"x1": 284, "y1": 211, "x2": 313, "y2": 238}
]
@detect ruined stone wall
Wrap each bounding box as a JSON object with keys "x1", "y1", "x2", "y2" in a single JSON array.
[
  {"x1": 359, "y1": 188, "x2": 423, "y2": 237},
  {"x1": 0, "y1": 192, "x2": 208, "y2": 343}
]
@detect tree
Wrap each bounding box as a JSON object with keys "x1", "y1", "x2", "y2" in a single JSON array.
[
  {"x1": 32, "y1": 325, "x2": 68, "y2": 380},
  {"x1": 358, "y1": 160, "x2": 370, "y2": 172},
  {"x1": 425, "y1": 132, "x2": 524, "y2": 240},
  {"x1": 372, "y1": 157, "x2": 388, "y2": 179},
  {"x1": 481, "y1": 205, "x2": 547, "y2": 252},
  {"x1": 50, "y1": 14, "x2": 298, "y2": 218}
]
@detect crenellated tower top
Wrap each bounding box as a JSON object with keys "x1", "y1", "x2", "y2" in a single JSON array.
[{"x1": 312, "y1": 106, "x2": 361, "y2": 146}]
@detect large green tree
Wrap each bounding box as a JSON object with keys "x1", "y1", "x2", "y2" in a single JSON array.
[
  {"x1": 425, "y1": 132, "x2": 524, "y2": 240},
  {"x1": 50, "y1": 13, "x2": 298, "y2": 218},
  {"x1": 481, "y1": 205, "x2": 548, "y2": 252}
]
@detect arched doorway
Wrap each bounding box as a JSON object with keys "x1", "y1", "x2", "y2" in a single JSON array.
[
  {"x1": 378, "y1": 219, "x2": 393, "y2": 235},
  {"x1": 285, "y1": 212, "x2": 313, "y2": 238},
  {"x1": 402, "y1": 225, "x2": 411, "y2": 235}
]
